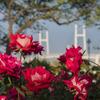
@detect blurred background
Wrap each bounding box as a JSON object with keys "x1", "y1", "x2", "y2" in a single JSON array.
[{"x1": 0, "y1": 0, "x2": 100, "y2": 64}]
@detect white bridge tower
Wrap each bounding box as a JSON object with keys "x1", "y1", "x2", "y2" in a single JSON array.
[
  {"x1": 39, "y1": 31, "x2": 49, "y2": 55},
  {"x1": 74, "y1": 24, "x2": 86, "y2": 52}
]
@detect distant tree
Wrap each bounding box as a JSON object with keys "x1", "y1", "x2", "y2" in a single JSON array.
[
  {"x1": 0, "y1": 0, "x2": 98, "y2": 54},
  {"x1": 0, "y1": 25, "x2": 7, "y2": 53},
  {"x1": 85, "y1": 1, "x2": 100, "y2": 26}
]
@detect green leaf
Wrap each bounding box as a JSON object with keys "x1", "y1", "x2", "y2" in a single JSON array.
[
  {"x1": 21, "y1": 85, "x2": 28, "y2": 91},
  {"x1": 28, "y1": 57, "x2": 37, "y2": 69},
  {"x1": 85, "y1": 69, "x2": 90, "y2": 74},
  {"x1": 30, "y1": 64, "x2": 34, "y2": 69},
  {"x1": 82, "y1": 59, "x2": 91, "y2": 65},
  {"x1": 26, "y1": 91, "x2": 32, "y2": 96},
  {"x1": 32, "y1": 57, "x2": 37, "y2": 68},
  {"x1": 92, "y1": 66, "x2": 100, "y2": 71},
  {"x1": 0, "y1": 85, "x2": 6, "y2": 94},
  {"x1": 8, "y1": 76, "x2": 12, "y2": 85},
  {"x1": 16, "y1": 87, "x2": 25, "y2": 97},
  {"x1": 57, "y1": 0, "x2": 65, "y2": 3},
  {"x1": 18, "y1": 93, "x2": 20, "y2": 100},
  {"x1": 4, "y1": 75, "x2": 13, "y2": 85}
]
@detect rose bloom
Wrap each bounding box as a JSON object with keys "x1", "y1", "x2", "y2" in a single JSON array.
[
  {"x1": 63, "y1": 75, "x2": 88, "y2": 100},
  {"x1": 53, "y1": 76, "x2": 60, "y2": 85},
  {"x1": 22, "y1": 66, "x2": 54, "y2": 92},
  {"x1": 0, "y1": 95, "x2": 7, "y2": 100},
  {"x1": 65, "y1": 45, "x2": 84, "y2": 74},
  {"x1": 34, "y1": 45, "x2": 44, "y2": 55},
  {"x1": 57, "y1": 54, "x2": 66, "y2": 64},
  {"x1": 0, "y1": 53, "x2": 22, "y2": 78},
  {"x1": 60, "y1": 71, "x2": 68, "y2": 80},
  {"x1": 7, "y1": 87, "x2": 25, "y2": 100},
  {"x1": 9, "y1": 33, "x2": 40, "y2": 55},
  {"x1": 78, "y1": 74, "x2": 93, "y2": 87}
]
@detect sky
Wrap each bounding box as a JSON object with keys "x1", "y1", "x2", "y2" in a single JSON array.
[
  {"x1": 32, "y1": 20, "x2": 100, "y2": 55},
  {"x1": 1, "y1": 18, "x2": 100, "y2": 56}
]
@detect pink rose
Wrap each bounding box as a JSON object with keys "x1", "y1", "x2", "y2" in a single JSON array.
[
  {"x1": 9, "y1": 33, "x2": 39, "y2": 55},
  {"x1": 0, "y1": 95, "x2": 7, "y2": 100},
  {"x1": 0, "y1": 53, "x2": 22, "y2": 78},
  {"x1": 22, "y1": 66, "x2": 54, "y2": 92},
  {"x1": 57, "y1": 54, "x2": 66, "y2": 64},
  {"x1": 65, "y1": 45, "x2": 84, "y2": 74},
  {"x1": 8, "y1": 87, "x2": 25, "y2": 100},
  {"x1": 63, "y1": 75, "x2": 88, "y2": 100}
]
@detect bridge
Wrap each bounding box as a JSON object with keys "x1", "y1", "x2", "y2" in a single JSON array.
[
  {"x1": 21, "y1": 24, "x2": 100, "y2": 65},
  {"x1": 21, "y1": 53, "x2": 100, "y2": 65}
]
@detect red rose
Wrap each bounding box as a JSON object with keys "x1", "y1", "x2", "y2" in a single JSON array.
[
  {"x1": 63, "y1": 75, "x2": 88, "y2": 100},
  {"x1": 60, "y1": 71, "x2": 68, "y2": 80},
  {"x1": 22, "y1": 66, "x2": 54, "y2": 92},
  {"x1": 34, "y1": 45, "x2": 44, "y2": 55},
  {"x1": 9, "y1": 33, "x2": 39, "y2": 55},
  {"x1": 65, "y1": 45, "x2": 84, "y2": 74},
  {"x1": 0, "y1": 95, "x2": 8, "y2": 100},
  {"x1": 0, "y1": 53, "x2": 22, "y2": 78},
  {"x1": 53, "y1": 76, "x2": 60, "y2": 85},
  {"x1": 57, "y1": 54, "x2": 66, "y2": 64},
  {"x1": 0, "y1": 53, "x2": 12, "y2": 74},
  {"x1": 78, "y1": 74, "x2": 93, "y2": 87}
]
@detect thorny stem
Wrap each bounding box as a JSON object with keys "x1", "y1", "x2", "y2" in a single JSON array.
[
  {"x1": 84, "y1": 59, "x2": 100, "y2": 75},
  {"x1": 82, "y1": 50, "x2": 86, "y2": 56},
  {"x1": 82, "y1": 50, "x2": 100, "y2": 69},
  {"x1": 87, "y1": 59, "x2": 100, "y2": 68}
]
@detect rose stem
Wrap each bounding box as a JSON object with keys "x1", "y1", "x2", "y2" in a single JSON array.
[
  {"x1": 19, "y1": 52, "x2": 22, "y2": 87},
  {"x1": 87, "y1": 59, "x2": 100, "y2": 68}
]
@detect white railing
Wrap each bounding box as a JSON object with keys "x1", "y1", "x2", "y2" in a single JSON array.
[{"x1": 20, "y1": 53, "x2": 100, "y2": 65}]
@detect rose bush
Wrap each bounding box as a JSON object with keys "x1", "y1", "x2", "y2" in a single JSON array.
[
  {"x1": 0, "y1": 33, "x2": 99, "y2": 100},
  {"x1": 7, "y1": 87, "x2": 25, "y2": 100},
  {"x1": 0, "y1": 53, "x2": 22, "y2": 78}
]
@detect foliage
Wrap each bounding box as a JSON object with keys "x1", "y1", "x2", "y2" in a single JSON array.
[
  {"x1": 21, "y1": 56, "x2": 100, "y2": 100},
  {"x1": 24, "y1": 58, "x2": 61, "y2": 74},
  {"x1": 0, "y1": 0, "x2": 98, "y2": 54},
  {"x1": 0, "y1": 31, "x2": 99, "y2": 100}
]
